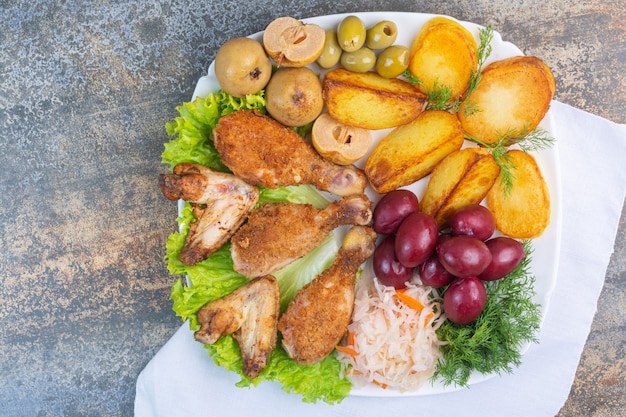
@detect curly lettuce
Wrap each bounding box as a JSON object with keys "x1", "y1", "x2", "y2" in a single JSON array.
[
  {"x1": 163, "y1": 91, "x2": 352, "y2": 404},
  {"x1": 162, "y1": 91, "x2": 266, "y2": 171}
]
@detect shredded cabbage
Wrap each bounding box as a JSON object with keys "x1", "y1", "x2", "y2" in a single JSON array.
[{"x1": 337, "y1": 277, "x2": 446, "y2": 391}]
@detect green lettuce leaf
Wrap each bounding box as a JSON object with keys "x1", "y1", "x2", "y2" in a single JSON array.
[
  {"x1": 167, "y1": 200, "x2": 348, "y2": 403},
  {"x1": 273, "y1": 233, "x2": 339, "y2": 311},
  {"x1": 162, "y1": 91, "x2": 266, "y2": 171},
  {"x1": 163, "y1": 91, "x2": 351, "y2": 403}
]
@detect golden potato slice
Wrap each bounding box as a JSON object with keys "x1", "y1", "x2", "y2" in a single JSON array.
[
  {"x1": 408, "y1": 16, "x2": 478, "y2": 99},
  {"x1": 458, "y1": 56, "x2": 555, "y2": 145},
  {"x1": 421, "y1": 147, "x2": 501, "y2": 227},
  {"x1": 322, "y1": 68, "x2": 427, "y2": 130},
  {"x1": 487, "y1": 149, "x2": 550, "y2": 238},
  {"x1": 365, "y1": 110, "x2": 464, "y2": 194}
]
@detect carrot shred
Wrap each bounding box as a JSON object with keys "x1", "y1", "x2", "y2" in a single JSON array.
[
  {"x1": 348, "y1": 331, "x2": 355, "y2": 347},
  {"x1": 336, "y1": 345, "x2": 359, "y2": 357},
  {"x1": 394, "y1": 291, "x2": 425, "y2": 312},
  {"x1": 372, "y1": 380, "x2": 388, "y2": 389},
  {"x1": 423, "y1": 311, "x2": 435, "y2": 328}
]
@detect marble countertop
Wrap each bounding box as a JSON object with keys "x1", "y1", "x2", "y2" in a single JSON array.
[{"x1": 1, "y1": 1, "x2": 624, "y2": 415}]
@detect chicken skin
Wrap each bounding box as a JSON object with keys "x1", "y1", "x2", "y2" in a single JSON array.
[
  {"x1": 230, "y1": 194, "x2": 372, "y2": 278},
  {"x1": 212, "y1": 110, "x2": 367, "y2": 197},
  {"x1": 194, "y1": 275, "x2": 280, "y2": 379},
  {"x1": 158, "y1": 163, "x2": 259, "y2": 266},
  {"x1": 278, "y1": 226, "x2": 377, "y2": 365}
]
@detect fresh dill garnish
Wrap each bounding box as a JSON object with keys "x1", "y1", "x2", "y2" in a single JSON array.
[
  {"x1": 465, "y1": 127, "x2": 555, "y2": 194},
  {"x1": 403, "y1": 25, "x2": 494, "y2": 114},
  {"x1": 402, "y1": 71, "x2": 461, "y2": 112},
  {"x1": 464, "y1": 25, "x2": 494, "y2": 102},
  {"x1": 433, "y1": 240, "x2": 541, "y2": 387}
]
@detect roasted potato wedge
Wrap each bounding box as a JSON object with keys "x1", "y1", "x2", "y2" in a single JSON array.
[
  {"x1": 408, "y1": 16, "x2": 478, "y2": 99},
  {"x1": 421, "y1": 147, "x2": 501, "y2": 227},
  {"x1": 487, "y1": 149, "x2": 550, "y2": 238},
  {"x1": 365, "y1": 110, "x2": 464, "y2": 194},
  {"x1": 322, "y1": 68, "x2": 427, "y2": 130},
  {"x1": 458, "y1": 56, "x2": 556, "y2": 145}
]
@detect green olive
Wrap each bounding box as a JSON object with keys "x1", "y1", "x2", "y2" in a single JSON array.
[
  {"x1": 375, "y1": 45, "x2": 409, "y2": 78},
  {"x1": 316, "y1": 29, "x2": 342, "y2": 69},
  {"x1": 337, "y1": 15, "x2": 366, "y2": 52},
  {"x1": 340, "y1": 47, "x2": 376, "y2": 73},
  {"x1": 366, "y1": 20, "x2": 398, "y2": 50}
]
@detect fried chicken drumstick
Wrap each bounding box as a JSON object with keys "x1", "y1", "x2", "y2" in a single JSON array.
[
  {"x1": 213, "y1": 110, "x2": 367, "y2": 197},
  {"x1": 194, "y1": 275, "x2": 280, "y2": 379},
  {"x1": 230, "y1": 194, "x2": 372, "y2": 278},
  {"x1": 158, "y1": 163, "x2": 259, "y2": 266},
  {"x1": 278, "y1": 226, "x2": 377, "y2": 364}
]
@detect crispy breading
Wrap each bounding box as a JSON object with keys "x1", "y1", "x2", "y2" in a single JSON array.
[
  {"x1": 278, "y1": 226, "x2": 377, "y2": 365},
  {"x1": 212, "y1": 110, "x2": 367, "y2": 196},
  {"x1": 194, "y1": 275, "x2": 280, "y2": 379},
  {"x1": 158, "y1": 163, "x2": 259, "y2": 265},
  {"x1": 230, "y1": 194, "x2": 372, "y2": 278}
]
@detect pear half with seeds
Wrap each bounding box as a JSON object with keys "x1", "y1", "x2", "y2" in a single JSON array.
[{"x1": 263, "y1": 16, "x2": 326, "y2": 67}]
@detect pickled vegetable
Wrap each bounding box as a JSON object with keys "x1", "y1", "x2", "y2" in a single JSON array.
[
  {"x1": 375, "y1": 45, "x2": 409, "y2": 78},
  {"x1": 317, "y1": 29, "x2": 342, "y2": 69},
  {"x1": 372, "y1": 189, "x2": 419, "y2": 234},
  {"x1": 365, "y1": 20, "x2": 398, "y2": 50},
  {"x1": 340, "y1": 47, "x2": 376, "y2": 73},
  {"x1": 337, "y1": 15, "x2": 366, "y2": 52}
]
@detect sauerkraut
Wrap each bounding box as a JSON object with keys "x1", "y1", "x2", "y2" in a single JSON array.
[{"x1": 336, "y1": 277, "x2": 445, "y2": 391}]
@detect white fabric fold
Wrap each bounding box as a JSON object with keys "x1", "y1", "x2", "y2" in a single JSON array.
[{"x1": 135, "y1": 101, "x2": 626, "y2": 417}]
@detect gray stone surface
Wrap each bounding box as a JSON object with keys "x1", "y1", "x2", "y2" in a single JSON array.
[{"x1": 1, "y1": 1, "x2": 624, "y2": 415}]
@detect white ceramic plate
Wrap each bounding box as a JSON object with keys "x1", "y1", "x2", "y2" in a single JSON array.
[{"x1": 188, "y1": 11, "x2": 562, "y2": 397}]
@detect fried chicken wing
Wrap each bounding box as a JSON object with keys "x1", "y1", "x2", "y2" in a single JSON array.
[
  {"x1": 194, "y1": 275, "x2": 280, "y2": 379},
  {"x1": 213, "y1": 110, "x2": 367, "y2": 197},
  {"x1": 231, "y1": 194, "x2": 372, "y2": 278},
  {"x1": 278, "y1": 226, "x2": 377, "y2": 364},
  {"x1": 158, "y1": 163, "x2": 259, "y2": 266}
]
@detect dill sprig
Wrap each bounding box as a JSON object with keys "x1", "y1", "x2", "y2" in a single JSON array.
[
  {"x1": 434, "y1": 240, "x2": 541, "y2": 387},
  {"x1": 466, "y1": 127, "x2": 555, "y2": 194},
  {"x1": 403, "y1": 25, "x2": 494, "y2": 114},
  {"x1": 463, "y1": 25, "x2": 494, "y2": 102}
]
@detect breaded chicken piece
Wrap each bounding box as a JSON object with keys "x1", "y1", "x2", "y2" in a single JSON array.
[
  {"x1": 212, "y1": 110, "x2": 367, "y2": 197},
  {"x1": 278, "y1": 226, "x2": 377, "y2": 364},
  {"x1": 158, "y1": 163, "x2": 259, "y2": 266},
  {"x1": 230, "y1": 194, "x2": 372, "y2": 278},
  {"x1": 194, "y1": 275, "x2": 280, "y2": 379}
]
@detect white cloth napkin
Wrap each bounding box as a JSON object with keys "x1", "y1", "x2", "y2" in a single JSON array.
[{"x1": 135, "y1": 101, "x2": 626, "y2": 417}]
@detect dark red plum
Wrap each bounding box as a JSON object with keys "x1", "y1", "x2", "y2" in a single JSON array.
[
  {"x1": 372, "y1": 189, "x2": 419, "y2": 234},
  {"x1": 479, "y1": 237, "x2": 526, "y2": 281},
  {"x1": 373, "y1": 235, "x2": 413, "y2": 289},
  {"x1": 443, "y1": 276, "x2": 487, "y2": 324}
]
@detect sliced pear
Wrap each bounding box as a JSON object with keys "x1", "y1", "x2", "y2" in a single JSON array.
[
  {"x1": 263, "y1": 16, "x2": 326, "y2": 67},
  {"x1": 311, "y1": 113, "x2": 372, "y2": 165}
]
